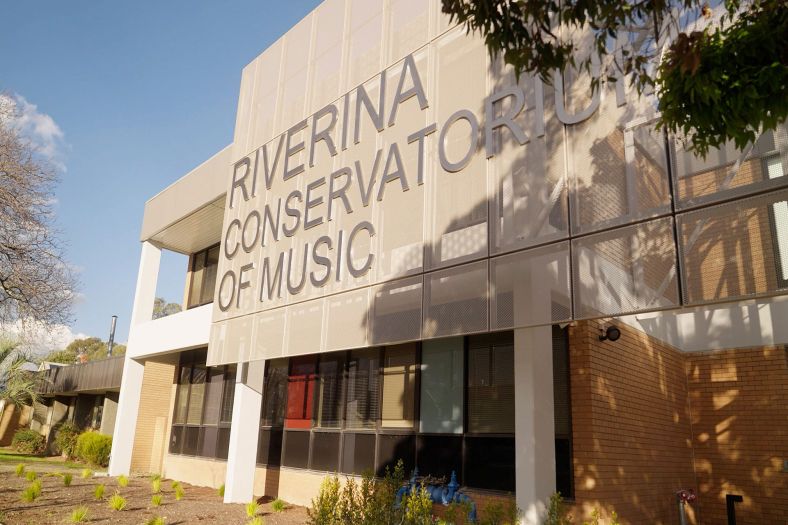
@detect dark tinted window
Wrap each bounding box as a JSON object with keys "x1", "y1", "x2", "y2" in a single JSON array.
[
  {"x1": 377, "y1": 433, "x2": 415, "y2": 477},
  {"x1": 282, "y1": 430, "x2": 311, "y2": 469},
  {"x1": 341, "y1": 433, "x2": 376, "y2": 475},
  {"x1": 310, "y1": 432, "x2": 340, "y2": 472}
]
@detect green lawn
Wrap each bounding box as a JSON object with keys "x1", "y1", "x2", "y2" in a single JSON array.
[{"x1": 0, "y1": 448, "x2": 84, "y2": 469}]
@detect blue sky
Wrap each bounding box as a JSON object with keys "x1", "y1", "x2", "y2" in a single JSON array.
[{"x1": 0, "y1": 1, "x2": 321, "y2": 346}]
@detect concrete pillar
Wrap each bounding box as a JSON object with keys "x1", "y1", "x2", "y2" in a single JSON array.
[
  {"x1": 100, "y1": 392, "x2": 119, "y2": 436},
  {"x1": 514, "y1": 326, "x2": 556, "y2": 525},
  {"x1": 109, "y1": 241, "x2": 161, "y2": 476},
  {"x1": 109, "y1": 358, "x2": 144, "y2": 475},
  {"x1": 224, "y1": 360, "x2": 265, "y2": 503}
]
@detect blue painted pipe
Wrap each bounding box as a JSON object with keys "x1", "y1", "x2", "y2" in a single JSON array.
[{"x1": 394, "y1": 469, "x2": 477, "y2": 523}]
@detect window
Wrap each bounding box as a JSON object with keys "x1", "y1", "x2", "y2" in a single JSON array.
[
  {"x1": 766, "y1": 155, "x2": 788, "y2": 287},
  {"x1": 553, "y1": 325, "x2": 573, "y2": 499},
  {"x1": 187, "y1": 245, "x2": 220, "y2": 308},
  {"x1": 285, "y1": 357, "x2": 317, "y2": 429},
  {"x1": 315, "y1": 353, "x2": 344, "y2": 428},
  {"x1": 261, "y1": 359, "x2": 288, "y2": 427},
  {"x1": 169, "y1": 350, "x2": 236, "y2": 459},
  {"x1": 259, "y1": 359, "x2": 288, "y2": 467},
  {"x1": 381, "y1": 343, "x2": 417, "y2": 429},
  {"x1": 345, "y1": 349, "x2": 379, "y2": 430},
  {"x1": 420, "y1": 338, "x2": 463, "y2": 434},
  {"x1": 187, "y1": 366, "x2": 206, "y2": 425},
  {"x1": 254, "y1": 328, "x2": 572, "y2": 496},
  {"x1": 467, "y1": 333, "x2": 514, "y2": 434}
]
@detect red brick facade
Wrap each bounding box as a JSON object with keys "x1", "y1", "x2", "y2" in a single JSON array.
[{"x1": 567, "y1": 319, "x2": 788, "y2": 525}]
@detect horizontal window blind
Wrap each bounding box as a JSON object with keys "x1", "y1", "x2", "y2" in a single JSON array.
[{"x1": 345, "y1": 349, "x2": 380, "y2": 429}]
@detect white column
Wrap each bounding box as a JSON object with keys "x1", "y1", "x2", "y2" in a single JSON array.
[
  {"x1": 109, "y1": 241, "x2": 161, "y2": 476},
  {"x1": 514, "y1": 326, "x2": 556, "y2": 525},
  {"x1": 224, "y1": 360, "x2": 264, "y2": 503}
]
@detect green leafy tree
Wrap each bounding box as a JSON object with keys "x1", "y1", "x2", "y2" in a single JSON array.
[
  {"x1": 152, "y1": 297, "x2": 182, "y2": 320},
  {"x1": 441, "y1": 0, "x2": 787, "y2": 156},
  {"x1": 43, "y1": 337, "x2": 126, "y2": 364}
]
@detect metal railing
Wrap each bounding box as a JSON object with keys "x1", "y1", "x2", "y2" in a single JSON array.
[{"x1": 38, "y1": 356, "x2": 124, "y2": 394}]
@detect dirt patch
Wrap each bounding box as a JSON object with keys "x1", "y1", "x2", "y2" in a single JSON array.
[{"x1": 0, "y1": 466, "x2": 309, "y2": 525}]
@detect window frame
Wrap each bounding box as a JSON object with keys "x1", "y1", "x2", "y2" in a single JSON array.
[
  {"x1": 256, "y1": 329, "x2": 573, "y2": 496},
  {"x1": 187, "y1": 243, "x2": 221, "y2": 309},
  {"x1": 169, "y1": 349, "x2": 236, "y2": 460}
]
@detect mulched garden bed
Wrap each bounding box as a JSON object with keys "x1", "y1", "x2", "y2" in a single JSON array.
[{"x1": 0, "y1": 462, "x2": 309, "y2": 525}]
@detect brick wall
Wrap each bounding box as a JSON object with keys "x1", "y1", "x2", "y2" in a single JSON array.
[
  {"x1": 568, "y1": 319, "x2": 697, "y2": 525},
  {"x1": 686, "y1": 346, "x2": 788, "y2": 524},
  {"x1": 130, "y1": 355, "x2": 177, "y2": 473}
]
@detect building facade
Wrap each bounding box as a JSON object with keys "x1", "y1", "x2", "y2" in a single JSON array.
[{"x1": 110, "y1": 1, "x2": 788, "y2": 523}]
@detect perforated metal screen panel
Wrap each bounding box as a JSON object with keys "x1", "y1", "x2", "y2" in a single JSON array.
[
  {"x1": 573, "y1": 218, "x2": 679, "y2": 318},
  {"x1": 423, "y1": 260, "x2": 489, "y2": 338},
  {"x1": 490, "y1": 242, "x2": 572, "y2": 329},
  {"x1": 204, "y1": 0, "x2": 788, "y2": 366},
  {"x1": 678, "y1": 188, "x2": 788, "y2": 305},
  {"x1": 672, "y1": 123, "x2": 788, "y2": 210}
]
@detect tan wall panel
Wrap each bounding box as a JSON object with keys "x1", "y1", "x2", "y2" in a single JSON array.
[
  {"x1": 130, "y1": 355, "x2": 177, "y2": 474},
  {"x1": 163, "y1": 454, "x2": 227, "y2": 490}
]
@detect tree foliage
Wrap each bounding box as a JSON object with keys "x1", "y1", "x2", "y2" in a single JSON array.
[
  {"x1": 0, "y1": 95, "x2": 76, "y2": 326},
  {"x1": 153, "y1": 297, "x2": 182, "y2": 320},
  {"x1": 657, "y1": 0, "x2": 787, "y2": 155},
  {"x1": 441, "y1": 0, "x2": 787, "y2": 155},
  {"x1": 43, "y1": 336, "x2": 126, "y2": 364},
  {"x1": 0, "y1": 337, "x2": 40, "y2": 407}
]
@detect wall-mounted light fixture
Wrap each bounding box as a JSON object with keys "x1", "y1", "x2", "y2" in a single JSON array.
[{"x1": 599, "y1": 325, "x2": 621, "y2": 342}]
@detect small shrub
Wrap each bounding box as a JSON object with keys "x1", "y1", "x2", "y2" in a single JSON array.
[
  {"x1": 174, "y1": 484, "x2": 185, "y2": 501},
  {"x1": 15, "y1": 463, "x2": 25, "y2": 477},
  {"x1": 403, "y1": 484, "x2": 433, "y2": 525},
  {"x1": 25, "y1": 470, "x2": 37, "y2": 481},
  {"x1": 81, "y1": 468, "x2": 93, "y2": 479},
  {"x1": 307, "y1": 475, "x2": 341, "y2": 524},
  {"x1": 246, "y1": 500, "x2": 260, "y2": 518},
  {"x1": 94, "y1": 484, "x2": 106, "y2": 500},
  {"x1": 246, "y1": 518, "x2": 264, "y2": 525},
  {"x1": 12, "y1": 428, "x2": 45, "y2": 454},
  {"x1": 170, "y1": 480, "x2": 181, "y2": 490},
  {"x1": 581, "y1": 508, "x2": 620, "y2": 525},
  {"x1": 271, "y1": 498, "x2": 286, "y2": 512},
  {"x1": 118, "y1": 474, "x2": 129, "y2": 487},
  {"x1": 151, "y1": 493, "x2": 163, "y2": 507},
  {"x1": 147, "y1": 517, "x2": 166, "y2": 525},
  {"x1": 54, "y1": 422, "x2": 80, "y2": 458},
  {"x1": 62, "y1": 472, "x2": 73, "y2": 486},
  {"x1": 544, "y1": 492, "x2": 572, "y2": 525},
  {"x1": 69, "y1": 506, "x2": 89, "y2": 523},
  {"x1": 479, "y1": 499, "x2": 521, "y2": 525},
  {"x1": 75, "y1": 431, "x2": 112, "y2": 467},
  {"x1": 150, "y1": 473, "x2": 162, "y2": 481},
  {"x1": 217, "y1": 484, "x2": 225, "y2": 497},
  {"x1": 152, "y1": 477, "x2": 162, "y2": 493},
  {"x1": 108, "y1": 492, "x2": 127, "y2": 511},
  {"x1": 21, "y1": 485, "x2": 39, "y2": 502}
]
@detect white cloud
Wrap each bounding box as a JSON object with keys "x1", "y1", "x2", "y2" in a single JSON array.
[
  {"x1": 0, "y1": 92, "x2": 68, "y2": 171},
  {"x1": 1, "y1": 319, "x2": 89, "y2": 359}
]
